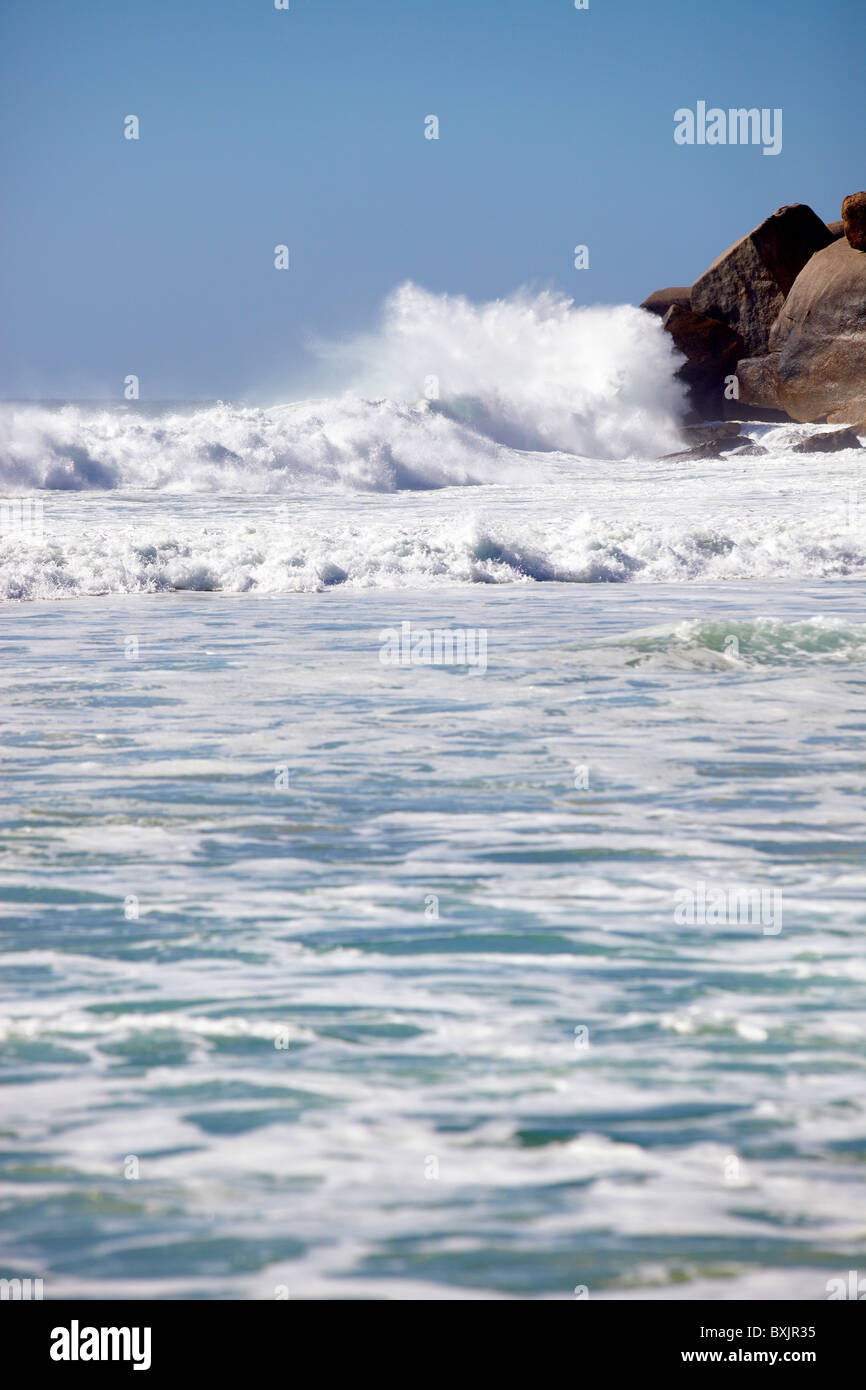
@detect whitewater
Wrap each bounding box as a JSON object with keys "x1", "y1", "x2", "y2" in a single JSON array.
[
  {"x1": 2, "y1": 284, "x2": 865, "y2": 1300},
  {"x1": 1, "y1": 286, "x2": 864, "y2": 603},
  {"x1": 1, "y1": 285, "x2": 864, "y2": 601}
]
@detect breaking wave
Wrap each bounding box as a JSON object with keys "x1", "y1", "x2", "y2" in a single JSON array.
[
  {"x1": 2, "y1": 284, "x2": 864, "y2": 601},
  {"x1": 589, "y1": 617, "x2": 866, "y2": 669},
  {"x1": 3, "y1": 508, "x2": 866, "y2": 601},
  {"x1": 0, "y1": 286, "x2": 686, "y2": 494}
]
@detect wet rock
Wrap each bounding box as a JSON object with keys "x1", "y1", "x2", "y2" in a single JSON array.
[
  {"x1": 662, "y1": 304, "x2": 745, "y2": 420},
  {"x1": 726, "y1": 443, "x2": 769, "y2": 457},
  {"x1": 680, "y1": 421, "x2": 744, "y2": 444},
  {"x1": 640, "y1": 286, "x2": 692, "y2": 317},
  {"x1": 658, "y1": 434, "x2": 749, "y2": 461},
  {"x1": 691, "y1": 203, "x2": 833, "y2": 356},
  {"x1": 760, "y1": 237, "x2": 866, "y2": 423},
  {"x1": 791, "y1": 427, "x2": 862, "y2": 453},
  {"x1": 842, "y1": 192, "x2": 866, "y2": 251}
]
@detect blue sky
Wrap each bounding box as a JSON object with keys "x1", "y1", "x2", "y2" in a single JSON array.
[{"x1": 0, "y1": 0, "x2": 861, "y2": 399}]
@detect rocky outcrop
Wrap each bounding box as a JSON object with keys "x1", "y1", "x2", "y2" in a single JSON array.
[
  {"x1": 842, "y1": 192, "x2": 866, "y2": 251},
  {"x1": 679, "y1": 422, "x2": 743, "y2": 445},
  {"x1": 737, "y1": 237, "x2": 866, "y2": 424},
  {"x1": 690, "y1": 204, "x2": 833, "y2": 356},
  {"x1": 734, "y1": 356, "x2": 782, "y2": 411},
  {"x1": 791, "y1": 427, "x2": 862, "y2": 453},
  {"x1": 659, "y1": 440, "x2": 746, "y2": 462},
  {"x1": 727, "y1": 442, "x2": 768, "y2": 457},
  {"x1": 640, "y1": 195, "x2": 866, "y2": 425},
  {"x1": 640, "y1": 287, "x2": 691, "y2": 318},
  {"x1": 658, "y1": 424, "x2": 752, "y2": 461},
  {"x1": 660, "y1": 305, "x2": 744, "y2": 420}
]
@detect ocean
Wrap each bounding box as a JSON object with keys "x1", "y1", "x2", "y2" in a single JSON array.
[{"x1": 1, "y1": 290, "x2": 865, "y2": 1300}]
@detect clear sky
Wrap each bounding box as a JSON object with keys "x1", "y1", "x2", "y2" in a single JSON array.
[{"x1": 1, "y1": 0, "x2": 862, "y2": 400}]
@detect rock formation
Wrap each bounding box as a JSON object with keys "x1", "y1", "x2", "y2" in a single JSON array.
[
  {"x1": 842, "y1": 192, "x2": 866, "y2": 252},
  {"x1": 639, "y1": 287, "x2": 691, "y2": 318},
  {"x1": 690, "y1": 204, "x2": 832, "y2": 357},
  {"x1": 736, "y1": 235, "x2": 866, "y2": 424},
  {"x1": 641, "y1": 195, "x2": 866, "y2": 426}
]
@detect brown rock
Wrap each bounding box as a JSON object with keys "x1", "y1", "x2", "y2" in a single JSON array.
[
  {"x1": 680, "y1": 421, "x2": 743, "y2": 444},
  {"x1": 727, "y1": 443, "x2": 769, "y2": 457},
  {"x1": 762, "y1": 237, "x2": 866, "y2": 422},
  {"x1": 842, "y1": 192, "x2": 866, "y2": 251},
  {"x1": 734, "y1": 355, "x2": 782, "y2": 411},
  {"x1": 791, "y1": 427, "x2": 862, "y2": 453},
  {"x1": 662, "y1": 304, "x2": 744, "y2": 419},
  {"x1": 721, "y1": 392, "x2": 792, "y2": 423},
  {"x1": 828, "y1": 407, "x2": 866, "y2": 427},
  {"x1": 826, "y1": 220, "x2": 845, "y2": 240},
  {"x1": 658, "y1": 438, "x2": 747, "y2": 462},
  {"x1": 640, "y1": 287, "x2": 692, "y2": 317},
  {"x1": 691, "y1": 204, "x2": 833, "y2": 356},
  {"x1": 723, "y1": 399, "x2": 791, "y2": 423}
]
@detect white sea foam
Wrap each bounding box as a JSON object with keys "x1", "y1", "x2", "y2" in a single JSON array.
[
  {"x1": 3, "y1": 578, "x2": 866, "y2": 1297},
  {"x1": 4, "y1": 283, "x2": 866, "y2": 1300},
  {"x1": 0, "y1": 286, "x2": 688, "y2": 497},
  {"x1": 1, "y1": 286, "x2": 863, "y2": 601},
  {"x1": 1, "y1": 487, "x2": 864, "y2": 600},
  {"x1": 0, "y1": 395, "x2": 521, "y2": 495},
  {"x1": 318, "y1": 282, "x2": 687, "y2": 457}
]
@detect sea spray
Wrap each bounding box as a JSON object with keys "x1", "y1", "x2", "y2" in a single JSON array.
[
  {"x1": 0, "y1": 287, "x2": 687, "y2": 493},
  {"x1": 319, "y1": 282, "x2": 687, "y2": 458}
]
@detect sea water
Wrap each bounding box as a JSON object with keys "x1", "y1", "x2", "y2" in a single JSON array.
[{"x1": 1, "y1": 289, "x2": 865, "y2": 1299}]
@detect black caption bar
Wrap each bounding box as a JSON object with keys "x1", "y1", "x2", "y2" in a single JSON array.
[{"x1": 4, "y1": 1300, "x2": 862, "y2": 1377}]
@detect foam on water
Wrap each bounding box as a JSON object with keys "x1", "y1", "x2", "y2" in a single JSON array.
[
  {"x1": 1, "y1": 450, "x2": 864, "y2": 600},
  {"x1": 0, "y1": 395, "x2": 522, "y2": 495},
  {"x1": 1, "y1": 285, "x2": 863, "y2": 602},
  {"x1": 0, "y1": 286, "x2": 688, "y2": 496},
  {"x1": 2, "y1": 584, "x2": 865, "y2": 1298},
  {"x1": 591, "y1": 616, "x2": 866, "y2": 667},
  {"x1": 3, "y1": 283, "x2": 866, "y2": 1298},
  {"x1": 320, "y1": 282, "x2": 687, "y2": 457}
]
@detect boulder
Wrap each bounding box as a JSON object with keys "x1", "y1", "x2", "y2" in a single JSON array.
[
  {"x1": 660, "y1": 445, "x2": 714, "y2": 461},
  {"x1": 753, "y1": 237, "x2": 866, "y2": 422},
  {"x1": 640, "y1": 286, "x2": 692, "y2": 317},
  {"x1": 722, "y1": 398, "x2": 791, "y2": 423},
  {"x1": 842, "y1": 192, "x2": 866, "y2": 251},
  {"x1": 658, "y1": 430, "x2": 750, "y2": 461},
  {"x1": 691, "y1": 203, "x2": 833, "y2": 356},
  {"x1": 680, "y1": 421, "x2": 743, "y2": 444},
  {"x1": 791, "y1": 427, "x2": 862, "y2": 453},
  {"x1": 828, "y1": 407, "x2": 866, "y2": 428},
  {"x1": 727, "y1": 442, "x2": 769, "y2": 457},
  {"x1": 826, "y1": 220, "x2": 845, "y2": 240},
  {"x1": 661, "y1": 304, "x2": 744, "y2": 419},
  {"x1": 734, "y1": 355, "x2": 783, "y2": 411}
]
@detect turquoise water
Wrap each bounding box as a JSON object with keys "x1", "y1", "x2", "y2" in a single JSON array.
[{"x1": 2, "y1": 581, "x2": 865, "y2": 1299}]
